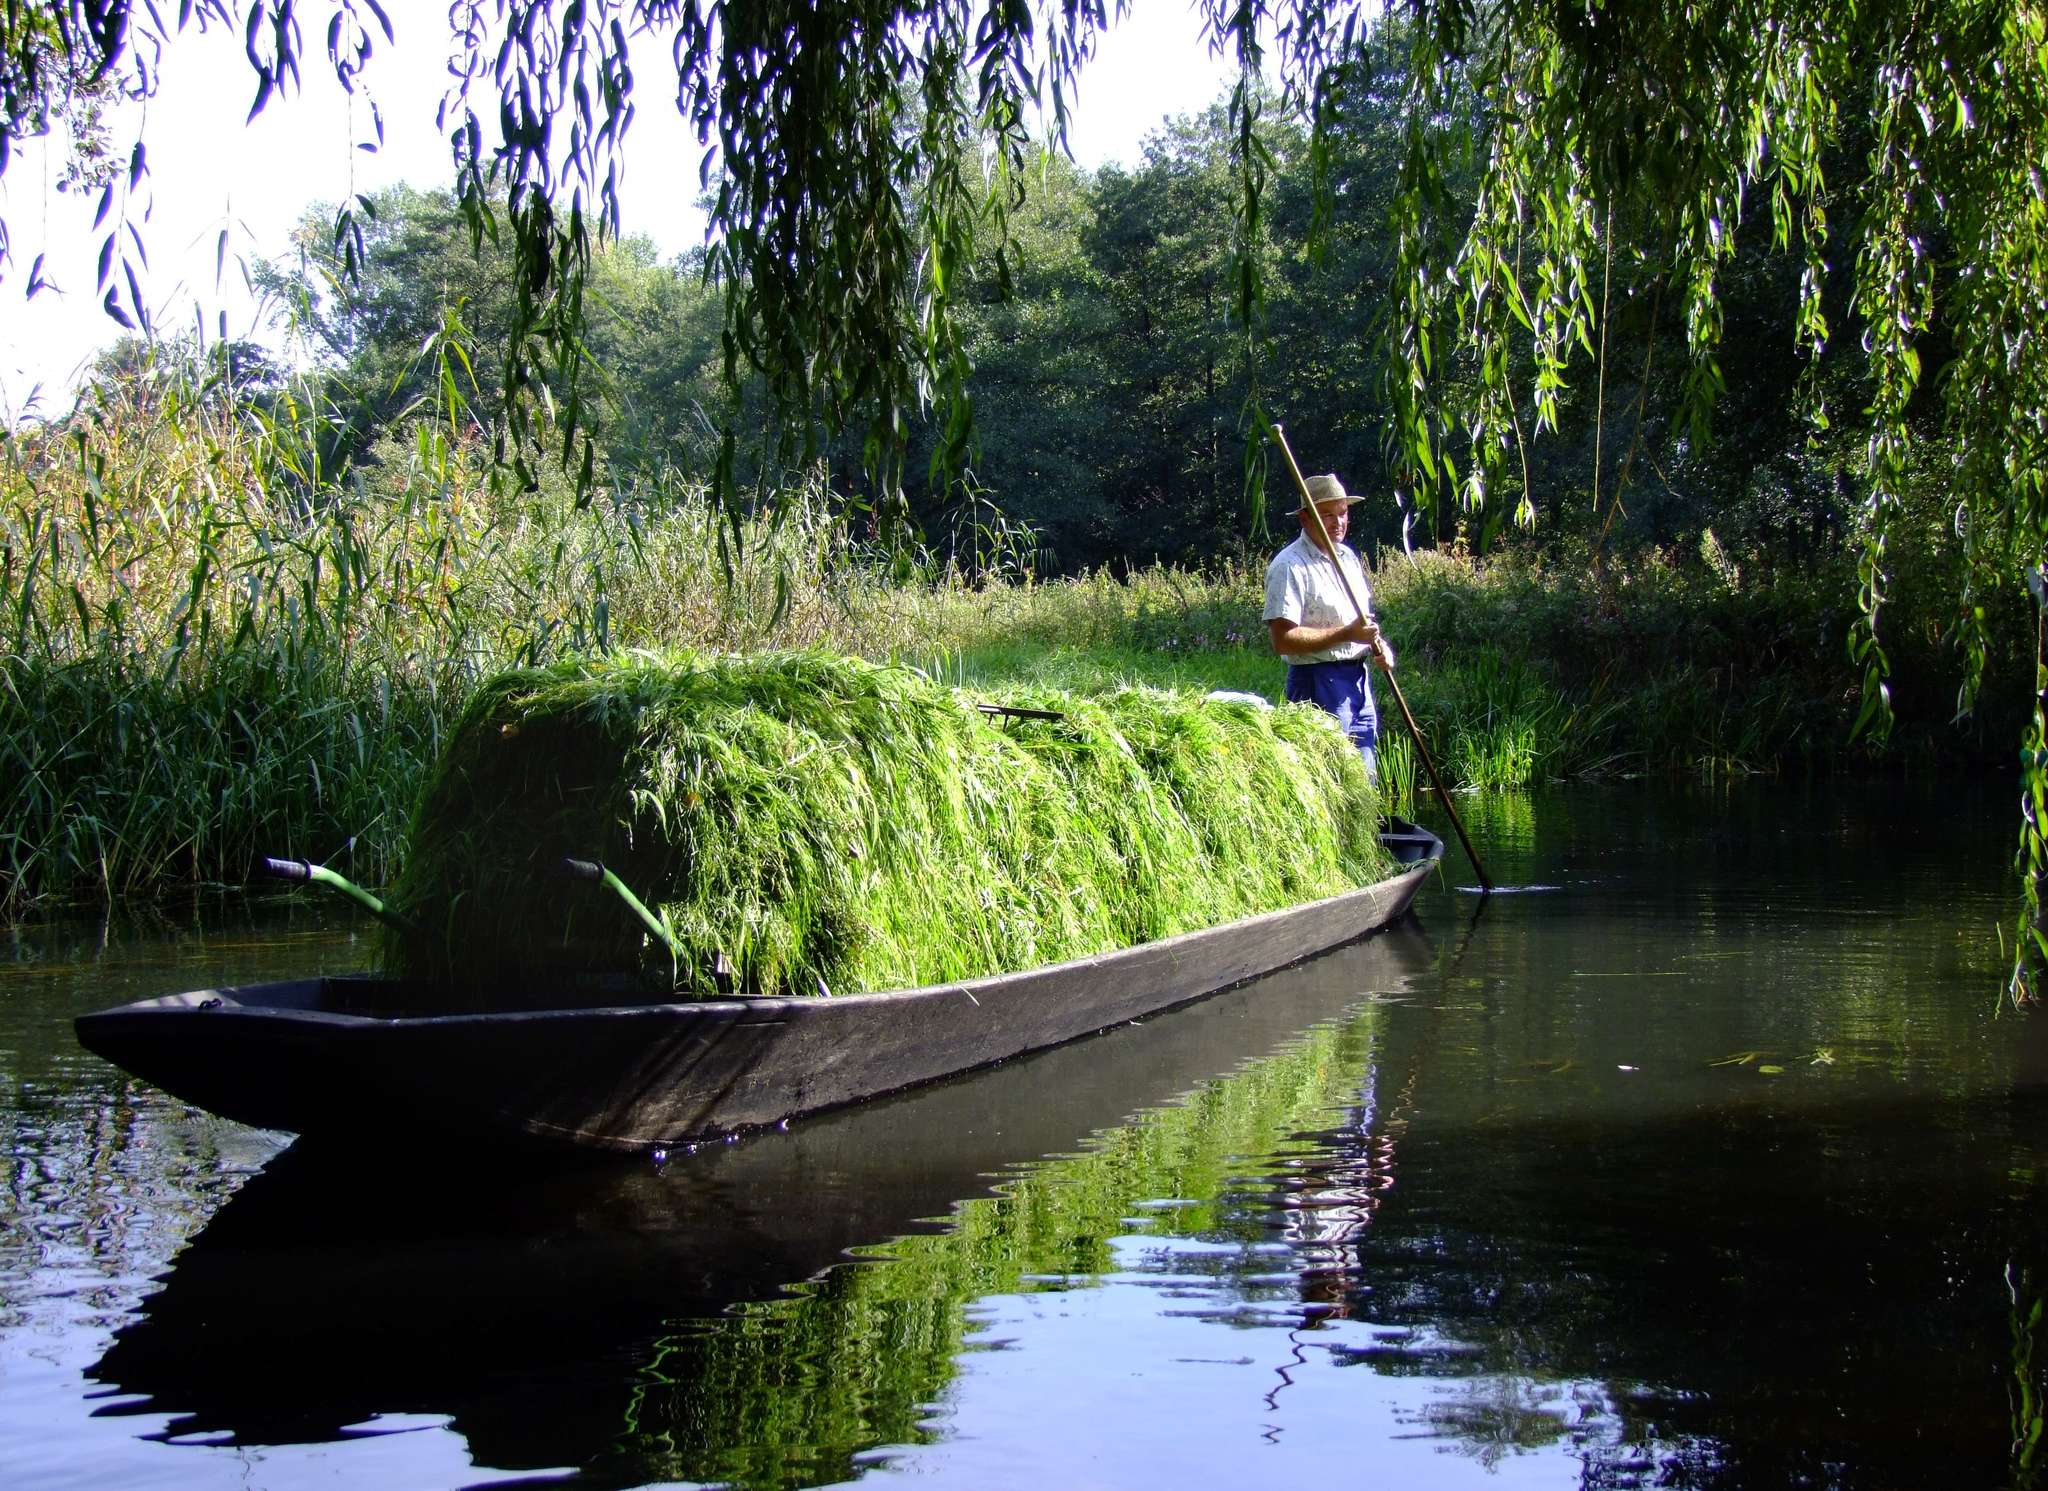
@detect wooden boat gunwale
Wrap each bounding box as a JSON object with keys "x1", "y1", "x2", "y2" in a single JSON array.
[{"x1": 76, "y1": 822, "x2": 1444, "y2": 1151}]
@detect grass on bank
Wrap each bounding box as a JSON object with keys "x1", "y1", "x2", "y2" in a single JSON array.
[{"x1": 4, "y1": 377, "x2": 2019, "y2": 916}]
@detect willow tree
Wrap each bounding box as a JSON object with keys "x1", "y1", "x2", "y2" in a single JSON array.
[
  {"x1": 2, "y1": 0, "x2": 1118, "y2": 514},
  {"x1": 1352, "y1": 1, "x2": 2048, "y2": 993},
  {"x1": 6, "y1": 0, "x2": 2048, "y2": 980}
]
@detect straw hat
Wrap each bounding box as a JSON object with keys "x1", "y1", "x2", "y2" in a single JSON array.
[{"x1": 1299, "y1": 473, "x2": 1365, "y2": 511}]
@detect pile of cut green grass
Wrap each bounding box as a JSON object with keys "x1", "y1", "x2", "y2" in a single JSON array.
[{"x1": 383, "y1": 650, "x2": 1390, "y2": 1005}]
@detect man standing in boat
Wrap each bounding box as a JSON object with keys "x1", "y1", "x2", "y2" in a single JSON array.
[{"x1": 1264, "y1": 473, "x2": 1395, "y2": 776}]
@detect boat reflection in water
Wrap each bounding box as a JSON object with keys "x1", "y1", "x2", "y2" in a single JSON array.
[
  {"x1": 86, "y1": 927, "x2": 1436, "y2": 1486},
  {"x1": 65, "y1": 784, "x2": 2048, "y2": 1489}
]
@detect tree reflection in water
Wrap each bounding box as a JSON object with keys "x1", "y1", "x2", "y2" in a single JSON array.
[
  {"x1": 18, "y1": 782, "x2": 2048, "y2": 1490},
  {"x1": 2016, "y1": 1266, "x2": 2046, "y2": 1488}
]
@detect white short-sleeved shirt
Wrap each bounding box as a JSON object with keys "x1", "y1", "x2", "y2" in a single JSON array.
[{"x1": 1263, "y1": 533, "x2": 1374, "y2": 664}]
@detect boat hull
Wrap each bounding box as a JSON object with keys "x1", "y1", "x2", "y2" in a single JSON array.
[{"x1": 76, "y1": 831, "x2": 1440, "y2": 1151}]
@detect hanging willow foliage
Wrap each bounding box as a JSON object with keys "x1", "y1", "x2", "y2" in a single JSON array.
[
  {"x1": 430, "y1": 0, "x2": 1058, "y2": 511},
  {"x1": 6, "y1": 1, "x2": 2048, "y2": 984},
  {"x1": 1188, "y1": 0, "x2": 2048, "y2": 993},
  {"x1": 2, "y1": 0, "x2": 1114, "y2": 512},
  {"x1": 1335, "y1": 0, "x2": 2048, "y2": 995}
]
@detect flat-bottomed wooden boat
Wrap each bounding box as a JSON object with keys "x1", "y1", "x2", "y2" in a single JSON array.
[{"x1": 75, "y1": 822, "x2": 1441, "y2": 1151}]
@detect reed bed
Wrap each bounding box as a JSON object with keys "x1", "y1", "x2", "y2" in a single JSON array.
[
  {"x1": 0, "y1": 371, "x2": 968, "y2": 909},
  {"x1": 4, "y1": 355, "x2": 1981, "y2": 917},
  {"x1": 382, "y1": 650, "x2": 1390, "y2": 1003}
]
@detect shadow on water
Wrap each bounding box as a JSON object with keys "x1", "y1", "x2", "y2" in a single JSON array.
[
  {"x1": 18, "y1": 780, "x2": 2048, "y2": 1489},
  {"x1": 82, "y1": 928, "x2": 1440, "y2": 1486},
  {"x1": 1285, "y1": 1055, "x2": 2048, "y2": 1486}
]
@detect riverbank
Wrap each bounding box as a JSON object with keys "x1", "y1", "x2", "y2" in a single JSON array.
[{"x1": 1, "y1": 417, "x2": 2022, "y2": 912}]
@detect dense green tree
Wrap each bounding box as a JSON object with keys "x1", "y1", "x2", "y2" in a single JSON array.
[
  {"x1": 260, "y1": 185, "x2": 731, "y2": 480},
  {"x1": 261, "y1": 186, "x2": 524, "y2": 443},
  {"x1": 932, "y1": 98, "x2": 1363, "y2": 573},
  {"x1": 1083, "y1": 111, "x2": 1254, "y2": 558},
  {"x1": 931, "y1": 150, "x2": 1113, "y2": 569},
  {"x1": 593, "y1": 242, "x2": 727, "y2": 472}
]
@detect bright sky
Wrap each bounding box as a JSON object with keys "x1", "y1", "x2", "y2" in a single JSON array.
[{"x1": 0, "y1": 4, "x2": 1241, "y2": 421}]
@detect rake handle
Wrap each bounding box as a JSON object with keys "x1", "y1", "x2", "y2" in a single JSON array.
[{"x1": 559, "y1": 856, "x2": 685, "y2": 964}]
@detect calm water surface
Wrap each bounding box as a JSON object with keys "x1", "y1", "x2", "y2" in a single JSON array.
[{"x1": 4, "y1": 781, "x2": 2045, "y2": 1489}]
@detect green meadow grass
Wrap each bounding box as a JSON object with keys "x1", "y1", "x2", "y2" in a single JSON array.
[{"x1": 928, "y1": 639, "x2": 1281, "y2": 697}]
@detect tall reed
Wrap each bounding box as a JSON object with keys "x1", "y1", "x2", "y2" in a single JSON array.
[
  {"x1": 0, "y1": 359, "x2": 932, "y2": 911},
  {"x1": 3, "y1": 352, "x2": 1969, "y2": 917}
]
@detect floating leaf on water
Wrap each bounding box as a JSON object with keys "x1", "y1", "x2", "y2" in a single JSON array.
[{"x1": 1759, "y1": 1064, "x2": 1787, "y2": 1075}]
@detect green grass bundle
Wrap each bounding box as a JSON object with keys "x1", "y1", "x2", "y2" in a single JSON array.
[{"x1": 383, "y1": 649, "x2": 1391, "y2": 1006}]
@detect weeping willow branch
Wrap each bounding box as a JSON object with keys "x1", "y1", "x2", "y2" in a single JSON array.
[{"x1": 3, "y1": 0, "x2": 1125, "y2": 532}]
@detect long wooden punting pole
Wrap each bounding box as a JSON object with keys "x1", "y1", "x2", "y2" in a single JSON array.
[{"x1": 1269, "y1": 425, "x2": 1493, "y2": 893}]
